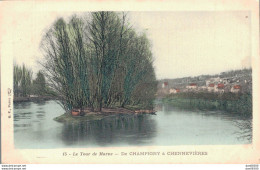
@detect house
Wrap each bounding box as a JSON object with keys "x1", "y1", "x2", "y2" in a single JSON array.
[
  {"x1": 217, "y1": 83, "x2": 225, "y2": 88},
  {"x1": 186, "y1": 83, "x2": 197, "y2": 89},
  {"x1": 198, "y1": 86, "x2": 207, "y2": 91},
  {"x1": 169, "y1": 88, "x2": 180, "y2": 94},
  {"x1": 231, "y1": 85, "x2": 241, "y2": 93},
  {"x1": 206, "y1": 77, "x2": 221, "y2": 86},
  {"x1": 162, "y1": 82, "x2": 168, "y2": 88},
  {"x1": 207, "y1": 83, "x2": 215, "y2": 92},
  {"x1": 205, "y1": 80, "x2": 212, "y2": 86},
  {"x1": 215, "y1": 83, "x2": 225, "y2": 93}
]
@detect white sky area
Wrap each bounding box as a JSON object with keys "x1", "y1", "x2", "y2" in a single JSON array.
[{"x1": 12, "y1": 11, "x2": 251, "y2": 79}]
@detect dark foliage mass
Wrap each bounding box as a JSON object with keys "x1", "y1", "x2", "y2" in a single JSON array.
[
  {"x1": 164, "y1": 92, "x2": 252, "y2": 116},
  {"x1": 13, "y1": 64, "x2": 55, "y2": 97},
  {"x1": 14, "y1": 64, "x2": 33, "y2": 97},
  {"x1": 32, "y1": 71, "x2": 46, "y2": 96},
  {"x1": 40, "y1": 12, "x2": 157, "y2": 111}
]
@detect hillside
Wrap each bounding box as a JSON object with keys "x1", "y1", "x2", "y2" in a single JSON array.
[{"x1": 157, "y1": 68, "x2": 252, "y2": 97}]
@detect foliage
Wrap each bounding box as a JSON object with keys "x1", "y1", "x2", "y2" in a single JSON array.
[
  {"x1": 32, "y1": 71, "x2": 46, "y2": 96},
  {"x1": 14, "y1": 64, "x2": 56, "y2": 97},
  {"x1": 40, "y1": 12, "x2": 157, "y2": 111},
  {"x1": 13, "y1": 64, "x2": 33, "y2": 97},
  {"x1": 164, "y1": 92, "x2": 252, "y2": 116}
]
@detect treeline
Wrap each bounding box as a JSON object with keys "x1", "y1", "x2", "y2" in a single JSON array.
[
  {"x1": 13, "y1": 64, "x2": 54, "y2": 97},
  {"x1": 219, "y1": 68, "x2": 252, "y2": 78},
  {"x1": 159, "y1": 68, "x2": 252, "y2": 87},
  {"x1": 14, "y1": 64, "x2": 32, "y2": 97},
  {"x1": 164, "y1": 92, "x2": 252, "y2": 116},
  {"x1": 40, "y1": 12, "x2": 157, "y2": 111}
]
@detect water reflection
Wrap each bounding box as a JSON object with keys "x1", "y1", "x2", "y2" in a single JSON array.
[
  {"x1": 61, "y1": 114, "x2": 157, "y2": 146},
  {"x1": 14, "y1": 101, "x2": 47, "y2": 133},
  {"x1": 162, "y1": 103, "x2": 252, "y2": 143},
  {"x1": 14, "y1": 102, "x2": 32, "y2": 109},
  {"x1": 233, "y1": 118, "x2": 252, "y2": 142},
  {"x1": 36, "y1": 101, "x2": 47, "y2": 106}
]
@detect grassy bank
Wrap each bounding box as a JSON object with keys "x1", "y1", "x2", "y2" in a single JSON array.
[
  {"x1": 163, "y1": 92, "x2": 252, "y2": 116},
  {"x1": 54, "y1": 105, "x2": 155, "y2": 123},
  {"x1": 54, "y1": 112, "x2": 109, "y2": 123}
]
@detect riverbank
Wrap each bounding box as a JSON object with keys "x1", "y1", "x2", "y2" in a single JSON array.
[
  {"x1": 13, "y1": 96, "x2": 57, "y2": 103},
  {"x1": 163, "y1": 92, "x2": 252, "y2": 116},
  {"x1": 54, "y1": 107, "x2": 156, "y2": 123}
]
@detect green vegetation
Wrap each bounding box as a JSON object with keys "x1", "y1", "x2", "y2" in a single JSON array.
[
  {"x1": 14, "y1": 64, "x2": 33, "y2": 97},
  {"x1": 40, "y1": 12, "x2": 157, "y2": 112},
  {"x1": 54, "y1": 112, "x2": 107, "y2": 123},
  {"x1": 14, "y1": 64, "x2": 56, "y2": 98},
  {"x1": 32, "y1": 71, "x2": 46, "y2": 96},
  {"x1": 163, "y1": 92, "x2": 252, "y2": 116}
]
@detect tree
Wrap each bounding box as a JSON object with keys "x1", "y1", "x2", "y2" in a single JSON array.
[
  {"x1": 40, "y1": 12, "x2": 157, "y2": 112},
  {"x1": 13, "y1": 64, "x2": 32, "y2": 97},
  {"x1": 32, "y1": 71, "x2": 46, "y2": 96},
  {"x1": 14, "y1": 64, "x2": 22, "y2": 97}
]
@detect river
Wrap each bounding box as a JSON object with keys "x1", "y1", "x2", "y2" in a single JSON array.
[{"x1": 13, "y1": 100, "x2": 252, "y2": 148}]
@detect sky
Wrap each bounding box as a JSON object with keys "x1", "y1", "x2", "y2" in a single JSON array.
[{"x1": 11, "y1": 11, "x2": 251, "y2": 79}]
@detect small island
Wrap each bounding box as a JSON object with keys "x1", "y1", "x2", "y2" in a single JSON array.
[
  {"x1": 54, "y1": 107, "x2": 156, "y2": 123},
  {"x1": 33, "y1": 12, "x2": 157, "y2": 122}
]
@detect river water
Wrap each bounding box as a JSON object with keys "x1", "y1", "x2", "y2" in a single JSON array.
[{"x1": 13, "y1": 100, "x2": 252, "y2": 148}]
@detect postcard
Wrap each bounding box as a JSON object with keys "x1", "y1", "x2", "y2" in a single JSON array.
[{"x1": 0, "y1": 0, "x2": 259, "y2": 164}]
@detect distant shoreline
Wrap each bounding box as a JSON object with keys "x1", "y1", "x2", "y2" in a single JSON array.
[
  {"x1": 163, "y1": 92, "x2": 252, "y2": 116},
  {"x1": 54, "y1": 107, "x2": 156, "y2": 123}
]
